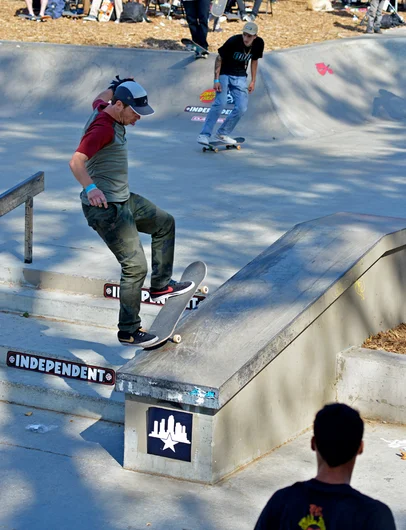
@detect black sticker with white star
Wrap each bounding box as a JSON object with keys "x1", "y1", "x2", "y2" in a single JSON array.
[{"x1": 147, "y1": 407, "x2": 193, "y2": 462}]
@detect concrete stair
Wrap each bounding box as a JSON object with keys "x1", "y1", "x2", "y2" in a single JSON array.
[
  {"x1": 0, "y1": 278, "x2": 159, "y2": 330},
  {"x1": 0, "y1": 309, "x2": 144, "y2": 424}
]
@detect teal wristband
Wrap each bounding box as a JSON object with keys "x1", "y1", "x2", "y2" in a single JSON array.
[
  {"x1": 85, "y1": 183, "x2": 97, "y2": 193},
  {"x1": 214, "y1": 79, "x2": 220, "y2": 83}
]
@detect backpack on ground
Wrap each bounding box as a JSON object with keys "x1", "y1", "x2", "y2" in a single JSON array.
[
  {"x1": 45, "y1": 0, "x2": 65, "y2": 18},
  {"x1": 120, "y1": 0, "x2": 146, "y2": 22},
  {"x1": 380, "y1": 12, "x2": 404, "y2": 28}
]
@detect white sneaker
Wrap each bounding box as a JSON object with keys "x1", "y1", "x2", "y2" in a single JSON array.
[
  {"x1": 215, "y1": 134, "x2": 236, "y2": 144},
  {"x1": 197, "y1": 134, "x2": 210, "y2": 145},
  {"x1": 83, "y1": 14, "x2": 98, "y2": 21}
]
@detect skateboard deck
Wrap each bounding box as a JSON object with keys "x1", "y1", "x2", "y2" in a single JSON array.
[
  {"x1": 200, "y1": 137, "x2": 245, "y2": 153},
  {"x1": 226, "y1": 13, "x2": 241, "y2": 20},
  {"x1": 63, "y1": 11, "x2": 86, "y2": 18},
  {"x1": 145, "y1": 261, "x2": 207, "y2": 349},
  {"x1": 211, "y1": 0, "x2": 227, "y2": 17},
  {"x1": 181, "y1": 38, "x2": 209, "y2": 59}
]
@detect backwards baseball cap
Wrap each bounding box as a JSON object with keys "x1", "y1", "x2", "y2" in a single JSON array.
[
  {"x1": 243, "y1": 21, "x2": 258, "y2": 35},
  {"x1": 114, "y1": 80, "x2": 154, "y2": 116}
]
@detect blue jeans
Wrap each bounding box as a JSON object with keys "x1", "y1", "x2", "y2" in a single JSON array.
[{"x1": 201, "y1": 74, "x2": 249, "y2": 137}]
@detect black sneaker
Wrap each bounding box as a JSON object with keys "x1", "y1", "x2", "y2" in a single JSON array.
[
  {"x1": 118, "y1": 328, "x2": 158, "y2": 347},
  {"x1": 150, "y1": 279, "x2": 195, "y2": 303}
]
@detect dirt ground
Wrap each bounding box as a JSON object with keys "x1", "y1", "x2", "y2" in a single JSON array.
[
  {"x1": 2, "y1": 0, "x2": 381, "y2": 52},
  {"x1": 363, "y1": 323, "x2": 406, "y2": 355}
]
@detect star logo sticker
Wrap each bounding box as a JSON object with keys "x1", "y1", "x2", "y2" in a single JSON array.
[
  {"x1": 147, "y1": 408, "x2": 192, "y2": 461},
  {"x1": 162, "y1": 433, "x2": 178, "y2": 452}
]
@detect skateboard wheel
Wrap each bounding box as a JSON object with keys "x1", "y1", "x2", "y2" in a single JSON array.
[
  {"x1": 200, "y1": 285, "x2": 209, "y2": 295},
  {"x1": 226, "y1": 145, "x2": 230, "y2": 149},
  {"x1": 236, "y1": 145, "x2": 241, "y2": 150},
  {"x1": 173, "y1": 334, "x2": 182, "y2": 344},
  {"x1": 202, "y1": 147, "x2": 207, "y2": 152},
  {"x1": 214, "y1": 148, "x2": 218, "y2": 153}
]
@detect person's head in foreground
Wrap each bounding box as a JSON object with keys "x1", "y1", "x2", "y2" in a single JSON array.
[{"x1": 312, "y1": 402, "x2": 364, "y2": 482}]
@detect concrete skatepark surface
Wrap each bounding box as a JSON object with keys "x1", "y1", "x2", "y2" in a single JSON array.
[
  {"x1": 1, "y1": 34, "x2": 406, "y2": 527},
  {"x1": 1, "y1": 37, "x2": 406, "y2": 289},
  {"x1": 0, "y1": 401, "x2": 405, "y2": 530}
]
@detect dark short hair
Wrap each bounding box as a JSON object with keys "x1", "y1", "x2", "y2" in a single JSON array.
[
  {"x1": 111, "y1": 96, "x2": 129, "y2": 107},
  {"x1": 314, "y1": 403, "x2": 364, "y2": 467}
]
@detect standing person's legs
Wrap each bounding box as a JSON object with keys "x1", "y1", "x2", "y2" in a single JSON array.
[
  {"x1": 195, "y1": 0, "x2": 211, "y2": 50},
  {"x1": 374, "y1": 0, "x2": 386, "y2": 30},
  {"x1": 200, "y1": 76, "x2": 229, "y2": 137},
  {"x1": 235, "y1": 0, "x2": 246, "y2": 16},
  {"x1": 114, "y1": 0, "x2": 123, "y2": 20},
  {"x1": 24, "y1": 0, "x2": 35, "y2": 16},
  {"x1": 251, "y1": 0, "x2": 262, "y2": 17},
  {"x1": 367, "y1": 0, "x2": 379, "y2": 31},
  {"x1": 127, "y1": 193, "x2": 175, "y2": 291},
  {"x1": 183, "y1": 1, "x2": 200, "y2": 44},
  {"x1": 82, "y1": 200, "x2": 149, "y2": 333},
  {"x1": 39, "y1": 0, "x2": 48, "y2": 16},
  {"x1": 216, "y1": 76, "x2": 248, "y2": 136}
]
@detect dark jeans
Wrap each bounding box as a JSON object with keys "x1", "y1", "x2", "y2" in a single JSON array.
[
  {"x1": 83, "y1": 193, "x2": 175, "y2": 333},
  {"x1": 182, "y1": 0, "x2": 210, "y2": 50}
]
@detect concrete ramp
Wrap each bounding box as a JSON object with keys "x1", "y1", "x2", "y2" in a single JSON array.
[
  {"x1": 0, "y1": 41, "x2": 287, "y2": 139},
  {"x1": 261, "y1": 36, "x2": 406, "y2": 137},
  {"x1": 117, "y1": 212, "x2": 406, "y2": 482}
]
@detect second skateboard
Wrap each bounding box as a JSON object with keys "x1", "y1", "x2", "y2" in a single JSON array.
[
  {"x1": 181, "y1": 38, "x2": 209, "y2": 60},
  {"x1": 199, "y1": 137, "x2": 245, "y2": 153}
]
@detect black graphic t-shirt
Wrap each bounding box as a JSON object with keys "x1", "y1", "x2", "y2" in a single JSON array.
[
  {"x1": 254, "y1": 479, "x2": 396, "y2": 529},
  {"x1": 218, "y1": 35, "x2": 264, "y2": 77}
]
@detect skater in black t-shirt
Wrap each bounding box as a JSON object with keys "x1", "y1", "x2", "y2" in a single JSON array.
[
  {"x1": 197, "y1": 21, "x2": 264, "y2": 146},
  {"x1": 254, "y1": 403, "x2": 396, "y2": 530}
]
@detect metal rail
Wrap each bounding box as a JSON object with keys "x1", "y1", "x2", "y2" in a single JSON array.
[{"x1": 0, "y1": 172, "x2": 45, "y2": 264}]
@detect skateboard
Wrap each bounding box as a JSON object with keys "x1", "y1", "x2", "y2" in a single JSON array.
[
  {"x1": 145, "y1": 261, "x2": 207, "y2": 348},
  {"x1": 211, "y1": 0, "x2": 227, "y2": 17},
  {"x1": 226, "y1": 12, "x2": 240, "y2": 20},
  {"x1": 18, "y1": 13, "x2": 51, "y2": 21},
  {"x1": 200, "y1": 137, "x2": 245, "y2": 153},
  {"x1": 181, "y1": 38, "x2": 209, "y2": 59},
  {"x1": 98, "y1": 0, "x2": 114, "y2": 21}
]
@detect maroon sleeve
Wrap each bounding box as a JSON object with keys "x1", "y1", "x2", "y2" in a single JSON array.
[
  {"x1": 92, "y1": 98, "x2": 105, "y2": 111},
  {"x1": 76, "y1": 114, "x2": 115, "y2": 159}
]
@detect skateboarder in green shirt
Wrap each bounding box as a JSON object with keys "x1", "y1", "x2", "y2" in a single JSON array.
[
  {"x1": 197, "y1": 21, "x2": 264, "y2": 146},
  {"x1": 69, "y1": 77, "x2": 194, "y2": 347}
]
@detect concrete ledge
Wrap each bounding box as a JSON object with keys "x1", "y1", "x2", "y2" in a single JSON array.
[
  {"x1": 117, "y1": 212, "x2": 406, "y2": 409},
  {"x1": 337, "y1": 346, "x2": 406, "y2": 424},
  {"x1": 116, "y1": 212, "x2": 406, "y2": 482}
]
